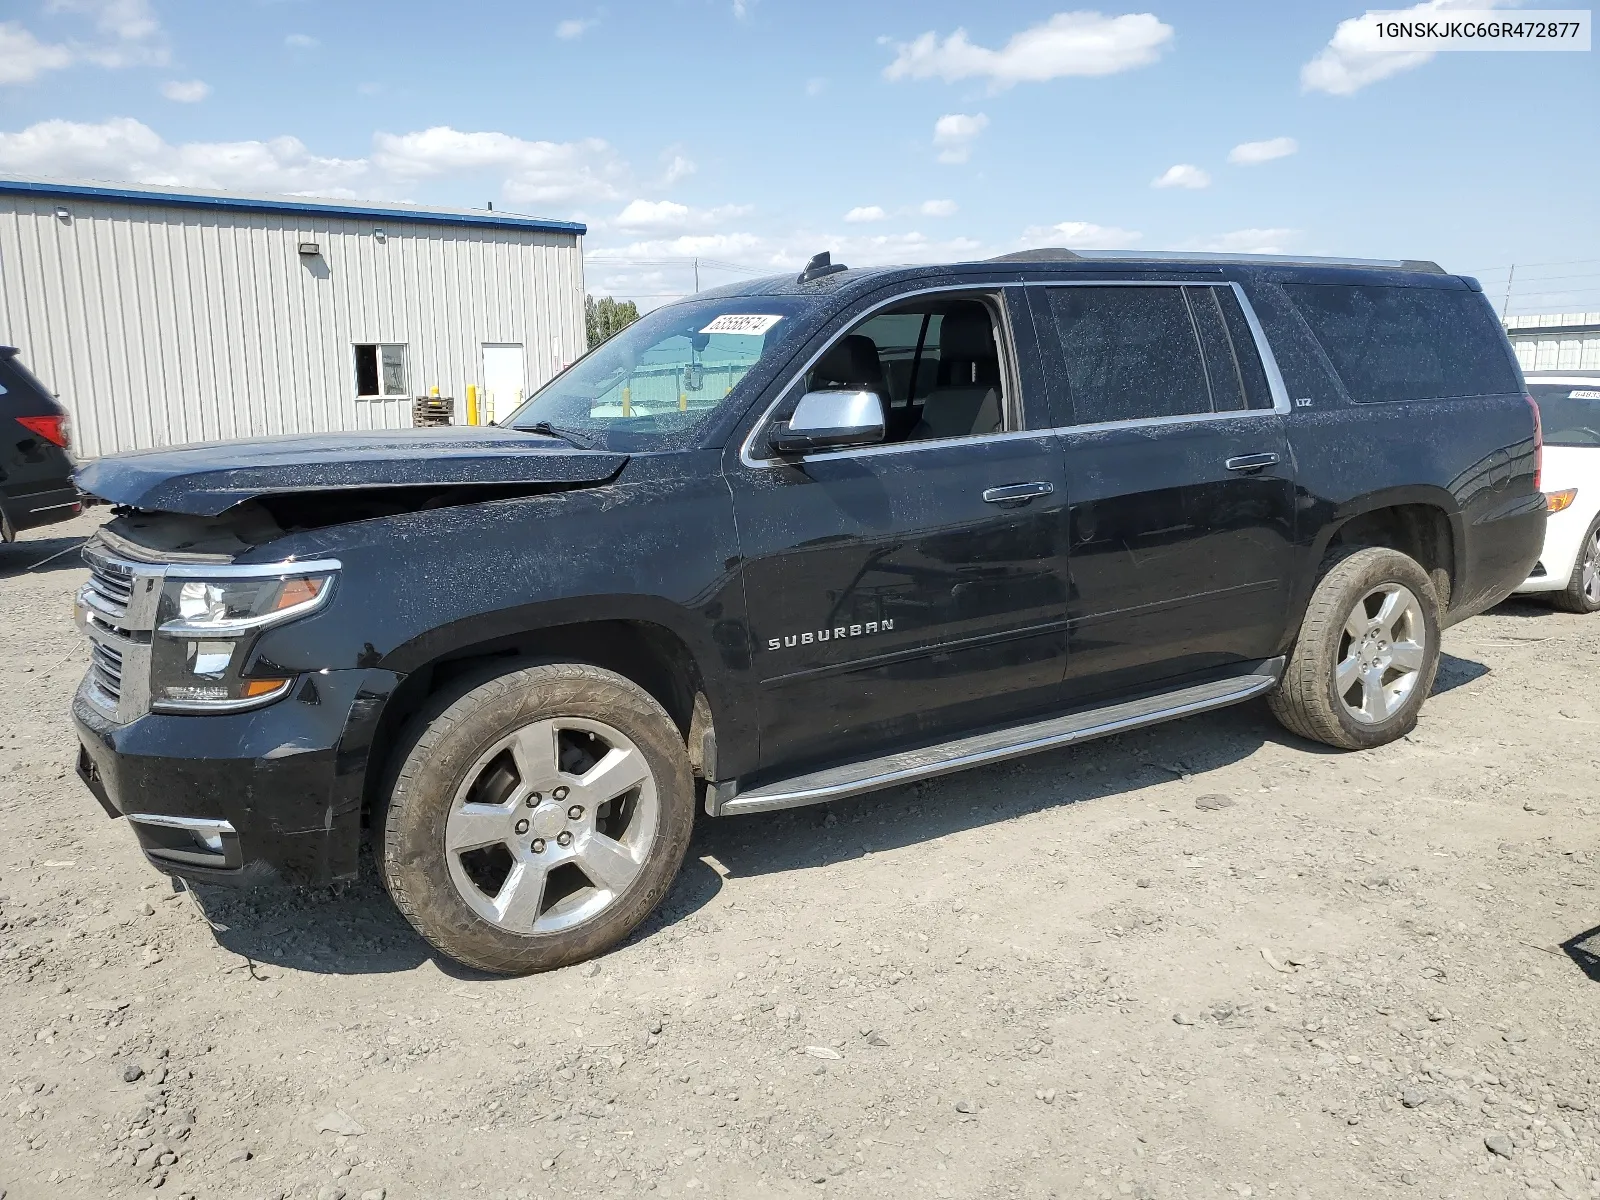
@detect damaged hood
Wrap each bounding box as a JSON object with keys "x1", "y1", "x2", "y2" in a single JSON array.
[{"x1": 76, "y1": 428, "x2": 629, "y2": 517}]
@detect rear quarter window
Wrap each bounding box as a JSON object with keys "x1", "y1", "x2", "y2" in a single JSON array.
[{"x1": 1283, "y1": 283, "x2": 1521, "y2": 404}]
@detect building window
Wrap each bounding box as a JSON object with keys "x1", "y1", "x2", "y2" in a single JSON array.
[{"x1": 354, "y1": 344, "x2": 409, "y2": 398}]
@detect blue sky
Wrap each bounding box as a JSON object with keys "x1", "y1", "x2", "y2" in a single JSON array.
[{"x1": 1, "y1": 1, "x2": 1596, "y2": 312}]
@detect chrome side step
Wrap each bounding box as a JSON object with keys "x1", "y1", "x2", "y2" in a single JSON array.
[{"x1": 711, "y1": 657, "x2": 1284, "y2": 817}]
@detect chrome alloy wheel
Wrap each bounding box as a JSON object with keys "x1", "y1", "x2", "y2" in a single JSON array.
[
  {"x1": 444, "y1": 717, "x2": 659, "y2": 934},
  {"x1": 1582, "y1": 530, "x2": 1600, "y2": 605},
  {"x1": 1335, "y1": 582, "x2": 1427, "y2": 725}
]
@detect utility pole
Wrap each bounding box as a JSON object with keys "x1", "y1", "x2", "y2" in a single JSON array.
[
  {"x1": 694, "y1": 258, "x2": 700, "y2": 294},
  {"x1": 1501, "y1": 263, "x2": 1515, "y2": 319}
]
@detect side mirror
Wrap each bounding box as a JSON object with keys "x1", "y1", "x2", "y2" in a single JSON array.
[{"x1": 768, "y1": 390, "x2": 886, "y2": 455}]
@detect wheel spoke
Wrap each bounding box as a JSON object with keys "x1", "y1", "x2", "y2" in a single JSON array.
[
  {"x1": 1360, "y1": 667, "x2": 1390, "y2": 721},
  {"x1": 574, "y1": 831, "x2": 642, "y2": 893},
  {"x1": 573, "y1": 745, "x2": 652, "y2": 805},
  {"x1": 1389, "y1": 640, "x2": 1425, "y2": 673},
  {"x1": 1372, "y1": 588, "x2": 1404, "y2": 638},
  {"x1": 1336, "y1": 652, "x2": 1362, "y2": 696},
  {"x1": 446, "y1": 803, "x2": 513, "y2": 854},
  {"x1": 507, "y1": 720, "x2": 561, "y2": 790},
  {"x1": 1344, "y1": 607, "x2": 1369, "y2": 640},
  {"x1": 494, "y1": 858, "x2": 547, "y2": 931}
]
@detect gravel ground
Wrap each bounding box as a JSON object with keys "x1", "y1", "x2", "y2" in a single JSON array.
[{"x1": 1, "y1": 510, "x2": 1597, "y2": 1200}]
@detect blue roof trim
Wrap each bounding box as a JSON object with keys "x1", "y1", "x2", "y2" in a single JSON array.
[{"x1": 0, "y1": 178, "x2": 586, "y2": 236}]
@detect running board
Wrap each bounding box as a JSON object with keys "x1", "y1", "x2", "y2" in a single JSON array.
[{"x1": 711, "y1": 657, "x2": 1284, "y2": 817}]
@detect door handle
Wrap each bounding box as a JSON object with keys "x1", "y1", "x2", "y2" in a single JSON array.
[
  {"x1": 982, "y1": 481, "x2": 1055, "y2": 504},
  {"x1": 1225, "y1": 453, "x2": 1280, "y2": 473}
]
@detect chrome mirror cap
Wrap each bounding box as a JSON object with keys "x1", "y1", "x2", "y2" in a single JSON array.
[{"x1": 768, "y1": 390, "x2": 886, "y2": 454}]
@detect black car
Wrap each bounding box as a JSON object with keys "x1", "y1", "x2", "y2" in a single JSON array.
[
  {"x1": 69, "y1": 250, "x2": 1545, "y2": 975},
  {"x1": 1, "y1": 347, "x2": 79, "y2": 542}
]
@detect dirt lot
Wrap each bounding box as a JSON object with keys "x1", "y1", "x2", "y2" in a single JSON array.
[{"x1": 0, "y1": 510, "x2": 1596, "y2": 1200}]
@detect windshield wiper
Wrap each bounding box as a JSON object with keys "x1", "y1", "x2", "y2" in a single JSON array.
[{"x1": 518, "y1": 421, "x2": 595, "y2": 449}]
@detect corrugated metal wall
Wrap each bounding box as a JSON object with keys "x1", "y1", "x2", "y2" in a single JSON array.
[
  {"x1": 1505, "y1": 311, "x2": 1600, "y2": 373},
  {"x1": 0, "y1": 193, "x2": 585, "y2": 458}
]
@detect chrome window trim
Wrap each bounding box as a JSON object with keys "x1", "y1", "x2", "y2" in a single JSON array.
[{"x1": 739, "y1": 278, "x2": 1292, "y2": 469}]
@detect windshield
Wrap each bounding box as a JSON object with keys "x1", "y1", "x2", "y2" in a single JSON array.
[
  {"x1": 506, "y1": 297, "x2": 807, "y2": 449},
  {"x1": 1529, "y1": 383, "x2": 1600, "y2": 447}
]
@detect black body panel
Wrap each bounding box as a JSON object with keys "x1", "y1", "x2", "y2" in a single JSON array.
[
  {"x1": 65, "y1": 257, "x2": 1546, "y2": 886},
  {"x1": 0, "y1": 348, "x2": 78, "y2": 536}
]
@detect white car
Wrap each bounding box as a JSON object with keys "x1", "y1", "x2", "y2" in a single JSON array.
[{"x1": 1516, "y1": 372, "x2": 1600, "y2": 612}]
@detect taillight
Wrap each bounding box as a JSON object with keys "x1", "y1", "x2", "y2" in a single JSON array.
[
  {"x1": 15, "y1": 414, "x2": 68, "y2": 448},
  {"x1": 1525, "y1": 393, "x2": 1542, "y2": 492}
]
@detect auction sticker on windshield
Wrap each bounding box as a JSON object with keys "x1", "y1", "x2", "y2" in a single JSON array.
[
  {"x1": 700, "y1": 314, "x2": 783, "y2": 336},
  {"x1": 1570, "y1": 389, "x2": 1600, "y2": 399}
]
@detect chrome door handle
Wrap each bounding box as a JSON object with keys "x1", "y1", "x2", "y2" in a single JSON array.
[
  {"x1": 1225, "y1": 453, "x2": 1280, "y2": 473},
  {"x1": 982, "y1": 481, "x2": 1055, "y2": 504}
]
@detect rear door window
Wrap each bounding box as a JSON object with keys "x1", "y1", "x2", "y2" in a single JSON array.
[
  {"x1": 1046, "y1": 285, "x2": 1272, "y2": 425},
  {"x1": 1283, "y1": 283, "x2": 1521, "y2": 403}
]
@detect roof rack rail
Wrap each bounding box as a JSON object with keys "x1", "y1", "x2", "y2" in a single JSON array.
[{"x1": 987, "y1": 248, "x2": 1445, "y2": 273}]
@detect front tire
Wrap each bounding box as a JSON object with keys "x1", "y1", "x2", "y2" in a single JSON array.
[
  {"x1": 379, "y1": 662, "x2": 695, "y2": 975},
  {"x1": 1549, "y1": 513, "x2": 1600, "y2": 614},
  {"x1": 1268, "y1": 546, "x2": 1441, "y2": 751}
]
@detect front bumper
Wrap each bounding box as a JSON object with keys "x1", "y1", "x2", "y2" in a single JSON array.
[
  {"x1": 1514, "y1": 497, "x2": 1596, "y2": 594},
  {"x1": 73, "y1": 667, "x2": 401, "y2": 887}
]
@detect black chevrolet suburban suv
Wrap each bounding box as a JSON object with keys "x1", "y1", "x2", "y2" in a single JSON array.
[
  {"x1": 70, "y1": 251, "x2": 1545, "y2": 974},
  {"x1": 2, "y1": 347, "x2": 79, "y2": 542}
]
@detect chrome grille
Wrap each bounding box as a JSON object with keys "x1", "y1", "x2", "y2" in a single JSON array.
[
  {"x1": 84, "y1": 554, "x2": 134, "y2": 619},
  {"x1": 90, "y1": 640, "x2": 125, "y2": 704}
]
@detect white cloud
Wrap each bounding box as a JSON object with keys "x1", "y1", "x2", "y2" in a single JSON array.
[
  {"x1": 1300, "y1": 0, "x2": 1513, "y2": 95},
  {"x1": 372, "y1": 126, "x2": 626, "y2": 205},
  {"x1": 284, "y1": 33, "x2": 318, "y2": 49},
  {"x1": 1188, "y1": 228, "x2": 1298, "y2": 254},
  {"x1": 844, "y1": 205, "x2": 887, "y2": 223},
  {"x1": 732, "y1": 0, "x2": 752, "y2": 18},
  {"x1": 1152, "y1": 163, "x2": 1210, "y2": 189},
  {"x1": 804, "y1": 76, "x2": 827, "y2": 97},
  {"x1": 920, "y1": 199, "x2": 958, "y2": 217},
  {"x1": 612, "y1": 198, "x2": 753, "y2": 232},
  {"x1": 885, "y1": 12, "x2": 1173, "y2": 90},
  {"x1": 555, "y1": 18, "x2": 593, "y2": 39},
  {"x1": 1228, "y1": 136, "x2": 1297, "y2": 165},
  {"x1": 658, "y1": 152, "x2": 695, "y2": 187},
  {"x1": 1, "y1": 0, "x2": 165, "y2": 84},
  {"x1": 0, "y1": 117, "x2": 368, "y2": 194},
  {"x1": 933, "y1": 112, "x2": 988, "y2": 164},
  {"x1": 160, "y1": 78, "x2": 209, "y2": 103},
  {"x1": 0, "y1": 23, "x2": 73, "y2": 84},
  {"x1": 1021, "y1": 221, "x2": 1141, "y2": 250}
]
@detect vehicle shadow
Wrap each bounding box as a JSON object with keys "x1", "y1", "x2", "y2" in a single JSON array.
[
  {"x1": 1561, "y1": 923, "x2": 1600, "y2": 983},
  {"x1": 0, "y1": 533, "x2": 89, "y2": 578},
  {"x1": 189, "y1": 649, "x2": 1494, "y2": 977}
]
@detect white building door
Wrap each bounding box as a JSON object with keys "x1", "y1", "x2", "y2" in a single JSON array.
[{"x1": 482, "y1": 343, "x2": 526, "y2": 424}]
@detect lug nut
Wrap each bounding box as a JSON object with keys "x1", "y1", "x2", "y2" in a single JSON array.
[
  {"x1": 567, "y1": 805, "x2": 584, "y2": 821},
  {"x1": 525, "y1": 792, "x2": 541, "y2": 808},
  {"x1": 531, "y1": 838, "x2": 546, "y2": 854},
  {"x1": 514, "y1": 818, "x2": 530, "y2": 835},
  {"x1": 553, "y1": 786, "x2": 569, "y2": 801},
  {"x1": 557, "y1": 831, "x2": 573, "y2": 847}
]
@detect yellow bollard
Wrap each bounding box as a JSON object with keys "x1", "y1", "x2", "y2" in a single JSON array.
[
  {"x1": 679, "y1": 392, "x2": 687, "y2": 411},
  {"x1": 622, "y1": 385, "x2": 632, "y2": 417},
  {"x1": 466, "y1": 384, "x2": 479, "y2": 426}
]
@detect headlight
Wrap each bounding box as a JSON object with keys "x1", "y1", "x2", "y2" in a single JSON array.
[{"x1": 150, "y1": 566, "x2": 337, "y2": 712}]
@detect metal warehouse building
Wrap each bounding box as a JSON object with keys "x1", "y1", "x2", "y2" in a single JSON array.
[
  {"x1": 1505, "y1": 311, "x2": 1600, "y2": 373},
  {"x1": 0, "y1": 177, "x2": 586, "y2": 459}
]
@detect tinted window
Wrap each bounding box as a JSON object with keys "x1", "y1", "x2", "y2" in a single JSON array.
[
  {"x1": 1047, "y1": 287, "x2": 1212, "y2": 423},
  {"x1": 1283, "y1": 283, "x2": 1521, "y2": 404},
  {"x1": 1185, "y1": 287, "x2": 1246, "y2": 412},
  {"x1": 1528, "y1": 383, "x2": 1600, "y2": 447},
  {"x1": 1214, "y1": 288, "x2": 1276, "y2": 410}
]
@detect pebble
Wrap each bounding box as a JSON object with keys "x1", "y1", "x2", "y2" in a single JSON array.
[
  {"x1": 1035, "y1": 1088, "x2": 1057, "y2": 1104},
  {"x1": 316, "y1": 1187, "x2": 346, "y2": 1200},
  {"x1": 1401, "y1": 1089, "x2": 1429, "y2": 1109},
  {"x1": 1195, "y1": 794, "x2": 1234, "y2": 811},
  {"x1": 954, "y1": 1099, "x2": 977, "y2": 1114},
  {"x1": 359, "y1": 1191, "x2": 386, "y2": 1200},
  {"x1": 649, "y1": 1020, "x2": 663, "y2": 1035},
  {"x1": 1172, "y1": 1012, "x2": 1196, "y2": 1026},
  {"x1": 1484, "y1": 1133, "x2": 1514, "y2": 1159},
  {"x1": 122, "y1": 1064, "x2": 144, "y2": 1083},
  {"x1": 580, "y1": 962, "x2": 601, "y2": 978},
  {"x1": 1135, "y1": 878, "x2": 1152, "y2": 888},
  {"x1": 1554, "y1": 1095, "x2": 1587, "y2": 1112}
]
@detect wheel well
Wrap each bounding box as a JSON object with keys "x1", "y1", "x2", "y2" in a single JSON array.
[
  {"x1": 363, "y1": 620, "x2": 710, "y2": 820},
  {"x1": 1328, "y1": 504, "x2": 1455, "y2": 609}
]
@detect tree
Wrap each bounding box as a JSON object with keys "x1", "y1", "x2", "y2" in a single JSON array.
[{"x1": 586, "y1": 295, "x2": 640, "y2": 350}]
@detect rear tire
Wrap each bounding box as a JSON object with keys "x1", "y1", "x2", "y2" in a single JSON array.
[
  {"x1": 1268, "y1": 546, "x2": 1441, "y2": 751},
  {"x1": 378, "y1": 662, "x2": 695, "y2": 975},
  {"x1": 1549, "y1": 514, "x2": 1600, "y2": 614}
]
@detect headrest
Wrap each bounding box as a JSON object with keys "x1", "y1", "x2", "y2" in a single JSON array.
[
  {"x1": 939, "y1": 304, "x2": 997, "y2": 361},
  {"x1": 812, "y1": 334, "x2": 885, "y2": 393}
]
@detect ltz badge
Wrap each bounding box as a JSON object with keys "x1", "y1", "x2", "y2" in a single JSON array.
[{"x1": 766, "y1": 619, "x2": 895, "y2": 651}]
